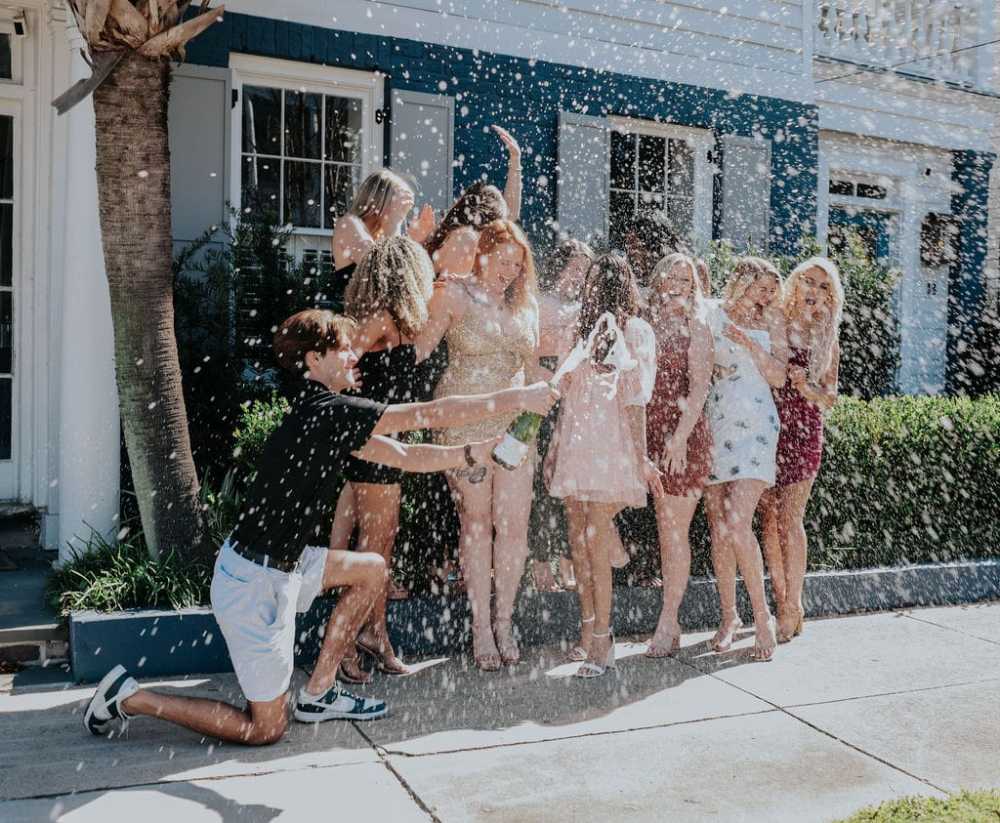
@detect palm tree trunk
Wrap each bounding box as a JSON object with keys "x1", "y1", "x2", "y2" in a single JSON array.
[{"x1": 93, "y1": 52, "x2": 206, "y2": 560}]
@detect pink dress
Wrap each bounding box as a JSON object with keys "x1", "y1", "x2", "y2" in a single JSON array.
[{"x1": 548, "y1": 317, "x2": 657, "y2": 509}]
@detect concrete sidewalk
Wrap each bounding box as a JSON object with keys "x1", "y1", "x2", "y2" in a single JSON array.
[{"x1": 1, "y1": 602, "x2": 998, "y2": 822}]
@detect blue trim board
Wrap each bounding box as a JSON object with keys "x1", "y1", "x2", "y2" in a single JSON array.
[
  {"x1": 185, "y1": 12, "x2": 818, "y2": 255},
  {"x1": 69, "y1": 560, "x2": 1000, "y2": 683}
]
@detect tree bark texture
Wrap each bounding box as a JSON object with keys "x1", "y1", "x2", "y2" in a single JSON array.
[{"x1": 93, "y1": 53, "x2": 206, "y2": 560}]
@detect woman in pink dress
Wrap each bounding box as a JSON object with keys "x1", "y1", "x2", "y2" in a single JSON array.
[
  {"x1": 547, "y1": 253, "x2": 664, "y2": 678},
  {"x1": 759, "y1": 257, "x2": 843, "y2": 643}
]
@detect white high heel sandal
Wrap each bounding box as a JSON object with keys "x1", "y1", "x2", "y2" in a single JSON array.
[
  {"x1": 574, "y1": 631, "x2": 616, "y2": 679},
  {"x1": 568, "y1": 616, "x2": 595, "y2": 662}
]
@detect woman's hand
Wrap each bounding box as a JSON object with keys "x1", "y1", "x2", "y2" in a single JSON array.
[
  {"x1": 661, "y1": 433, "x2": 688, "y2": 476},
  {"x1": 788, "y1": 365, "x2": 809, "y2": 392},
  {"x1": 492, "y1": 125, "x2": 521, "y2": 164},
  {"x1": 642, "y1": 457, "x2": 665, "y2": 499},
  {"x1": 468, "y1": 436, "x2": 503, "y2": 466},
  {"x1": 407, "y1": 203, "x2": 436, "y2": 245},
  {"x1": 723, "y1": 323, "x2": 755, "y2": 352}
]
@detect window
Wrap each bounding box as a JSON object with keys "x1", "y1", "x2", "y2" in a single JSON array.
[
  {"x1": 829, "y1": 177, "x2": 888, "y2": 200},
  {"x1": 0, "y1": 35, "x2": 10, "y2": 81},
  {"x1": 232, "y1": 57, "x2": 383, "y2": 237},
  {"x1": 605, "y1": 119, "x2": 712, "y2": 248}
]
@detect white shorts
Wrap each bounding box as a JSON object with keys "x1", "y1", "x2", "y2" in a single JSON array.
[{"x1": 209, "y1": 540, "x2": 328, "y2": 703}]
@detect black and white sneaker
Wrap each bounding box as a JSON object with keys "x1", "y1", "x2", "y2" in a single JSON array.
[
  {"x1": 293, "y1": 685, "x2": 388, "y2": 723},
  {"x1": 84, "y1": 664, "x2": 139, "y2": 736}
]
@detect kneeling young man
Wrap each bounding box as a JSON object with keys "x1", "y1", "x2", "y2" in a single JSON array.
[{"x1": 84, "y1": 310, "x2": 555, "y2": 745}]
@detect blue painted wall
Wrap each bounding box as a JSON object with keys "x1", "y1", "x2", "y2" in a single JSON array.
[
  {"x1": 186, "y1": 12, "x2": 818, "y2": 255},
  {"x1": 948, "y1": 149, "x2": 996, "y2": 389}
]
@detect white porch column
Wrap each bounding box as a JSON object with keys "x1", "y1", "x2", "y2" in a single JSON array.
[{"x1": 56, "y1": 18, "x2": 119, "y2": 564}]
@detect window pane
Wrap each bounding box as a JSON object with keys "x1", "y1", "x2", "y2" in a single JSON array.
[
  {"x1": 285, "y1": 91, "x2": 322, "y2": 160},
  {"x1": 638, "y1": 134, "x2": 666, "y2": 193},
  {"x1": 242, "y1": 86, "x2": 282, "y2": 155},
  {"x1": 0, "y1": 204, "x2": 10, "y2": 288},
  {"x1": 0, "y1": 115, "x2": 12, "y2": 200},
  {"x1": 0, "y1": 290, "x2": 11, "y2": 374},
  {"x1": 609, "y1": 190, "x2": 635, "y2": 246},
  {"x1": 667, "y1": 197, "x2": 694, "y2": 241},
  {"x1": 241, "y1": 154, "x2": 280, "y2": 217},
  {"x1": 638, "y1": 191, "x2": 664, "y2": 212},
  {"x1": 325, "y1": 97, "x2": 363, "y2": 163},
  {"x1": 324, "y1": 164, "x2": 360, "y2": 229},
  {"x1": 610, "y1": 132, "x2": 635, "y2": 191},
  {"x1": 285, "y1": 160, "x2": 322, "y2": 228},
  {"x1": 0, "y1": 34, "x2": 11, "y2": 81},
  {"x1": 668, "y1": 139, "x2": 694, "y2": 198},
  {"x1": 857, "y1": 183, "x2": 887, "y2": 200},
  {"x1": 829, "y1": 179, "x2": 854, "y2": 196},
  {"x1": 0, "y1": 378, "x2": 10, "y2": 460}
]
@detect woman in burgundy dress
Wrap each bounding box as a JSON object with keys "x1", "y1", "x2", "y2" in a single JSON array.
[
  {"x1": 644, "y1": 253, "x2": 715, "y2": 657},
  {"x1": 759, "y1": 257, "x2": 844, "y2": 643}
]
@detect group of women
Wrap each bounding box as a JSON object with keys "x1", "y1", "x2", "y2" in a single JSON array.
[{"x1": 321, "y1": 125, "x2": 845, "y2": 681}]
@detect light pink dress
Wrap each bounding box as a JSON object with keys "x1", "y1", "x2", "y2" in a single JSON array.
[{"x1": 548, "y1": 316, "x2": 657, "y2": 509}]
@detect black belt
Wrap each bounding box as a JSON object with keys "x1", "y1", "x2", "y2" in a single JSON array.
[{"x1": 230, "y1": 542, "x2": 300, "y2": 573}]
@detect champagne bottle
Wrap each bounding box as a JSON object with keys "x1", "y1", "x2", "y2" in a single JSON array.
[{"x1": 491, "y1": 411, "x2": 544, "y2": 470}]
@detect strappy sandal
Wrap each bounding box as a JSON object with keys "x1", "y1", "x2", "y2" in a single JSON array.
[
  {"x1": 645, "y1": 626, "x2": 682, "y2": 658},
  {"x1": 575, "y1": 632, "x2": 616, "y2": 679},
  {"x1": 710, "y1": 613, "x2": 744, "y2": 653},
  {"x1": 750, "y1": 616, "x2": 777, "y2": 662},
  {"x1": 337, "y1": 654, "x2": 372, "y2": 685},
  {"x1": 356, "y1": 637, "x2": 412, "y2": 676},
  {"x1": 567, "y1": 616, "x2": 595, "y2": 662}
]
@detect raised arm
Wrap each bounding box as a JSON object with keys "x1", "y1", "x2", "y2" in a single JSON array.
[
  {"x1": 492, "y1": 125, "x2": 522, "y2": 222},
  {"x1": 332, "y1": 214, "x2": 374, "y2": 269},
  {"x1": 372, "y1": 382, "x2": 557, "y2": 436},
  {"x1": 413, "y1": 280, "x2": 465, "y2": 363}
]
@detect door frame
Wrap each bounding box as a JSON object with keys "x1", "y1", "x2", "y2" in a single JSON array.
[{"x1": 0, "y1": 95, "x2": 22, "y2": 500}]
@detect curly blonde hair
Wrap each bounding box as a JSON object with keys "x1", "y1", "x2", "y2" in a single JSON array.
[
  {"x1": 474, "y1": 220, "x2": 538, "y2": 314},
  {"x1": 783, "y1": 256, "x2": 844, "y2": 379},
  {"x1": 723, "y1": 256, "x2": 783, "y2": 308},
  {"x1": 345, "y1": 236, "x2": 434, "y2": 339}
]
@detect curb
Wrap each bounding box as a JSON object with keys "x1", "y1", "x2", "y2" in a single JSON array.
[{"x1": 69, "y1": 558, "x2": 1000, "y2": 683}]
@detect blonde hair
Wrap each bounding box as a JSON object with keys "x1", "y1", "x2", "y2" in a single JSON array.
[
  {"x1": 474, "y1": 220, "x2": 538, "y2": 313},
  {"x1": 724, "y1": 256, "x2": 783, "y2": 308},
  {"x1": 348, "y1": 169, "x2": 412, "y2": 224},
  {"x1": 649, "y1": 252, "x2": 706, "y2": 322},
  {"x1": 345, "y1": 236, "x2": 434, "y2": 339},
  {"x1": 783, "y1": 256, "x2": 844, "y2": 379}
]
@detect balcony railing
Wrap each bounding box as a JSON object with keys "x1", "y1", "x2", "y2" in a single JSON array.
[{"x1": 816, "y1": 0, "x2": 987, "y2": 87}]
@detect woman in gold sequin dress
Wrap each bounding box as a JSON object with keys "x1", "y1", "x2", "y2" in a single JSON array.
[{"x1": 416, "y1": 220, "x2": 540, "y2": 671}]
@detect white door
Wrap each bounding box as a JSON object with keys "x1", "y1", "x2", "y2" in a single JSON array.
[
  {"x1": 898, "y1": 263, "x2": 949, "y2": 394},
  {"x1": 0, "y1": 100, "x2": 17, "y2": 498}
]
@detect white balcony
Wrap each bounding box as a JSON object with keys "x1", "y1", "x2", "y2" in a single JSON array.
[{"x1": 815, "y1": 0, "x2": 993, "y2": 88}]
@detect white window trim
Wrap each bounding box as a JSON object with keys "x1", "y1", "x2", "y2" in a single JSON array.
[
  {"x1": 607, "y1": 116, "x2": 714, "y2": 246},
  {"x1": 228, "y1": 54, "x2": 384, "y2": 238},
  {"x1": 0, "y1": 20, "x2": 24, "y2": 87}
]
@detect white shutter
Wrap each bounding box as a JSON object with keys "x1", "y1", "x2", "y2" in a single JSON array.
[
  {"x1": 557, "y1": 112, "x2": 610, "y2": 244},
  {"x1": 721, "y1": 134, "x2": 771, "y2": 253},
  {"x1": 390, "y1": 89, "x2": 454, "y2": 215},
  {"x1": 169, "y1": 65, "x2": 229, "y2": 246}
]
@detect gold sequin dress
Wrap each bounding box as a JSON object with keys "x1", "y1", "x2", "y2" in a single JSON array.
[{"x1": 433, "y1": 283, "x2": 537, "y2": 446}]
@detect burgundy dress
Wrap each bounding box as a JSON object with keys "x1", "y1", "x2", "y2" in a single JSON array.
[
  {"x1": 646, "y1": 330, "x2": 713, "y2": 497},
  {"x1": 774, "y1": 346, "x2": 824, "y2": 487}
]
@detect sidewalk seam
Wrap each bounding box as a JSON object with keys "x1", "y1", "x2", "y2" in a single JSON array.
[
  {"x1": 352, "y1": 722, "x2": 441, "y2": 822},
  {"x1": 901, "y1": 612, "x2": 1000, "y2": 648},
  {"x1": 780, "y1": 675, "x2": 1000, "y2": 710}
]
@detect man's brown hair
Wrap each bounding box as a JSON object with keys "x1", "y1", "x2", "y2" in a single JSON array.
[{"x1": 273, "y1": 310, "x2": 356, "y2": 375}]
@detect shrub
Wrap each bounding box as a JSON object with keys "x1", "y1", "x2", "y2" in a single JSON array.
[{"x1": 832, "y1": 790, "x2": 1000, "y2": 823}]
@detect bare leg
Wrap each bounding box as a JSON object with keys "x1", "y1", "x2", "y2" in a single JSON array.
[
  {"x1": 492, "y1": 458, "x2": 534, "y2": 664},
  {"x1": 532, "y1": 560, "x2": 561, "y2": 593},
  {"x1": 306, "y1": 550, "x2": 387, "y2": 695},
  {"x1": 448, "y1": 469, "x2": 500, "y2": 670},
  {"x1": 558, "y1": 555, "x2": 577, "y2": 590},
  {"x1": 648, "y1": 494, "x2": 699, "y2": 656},
  {"x1": 352, "y1": 483, "x2": 409, "y2": 673},
  {"x1": 584, "y1": 503, "x2": 620, "y2": 667},
  {"x1": 724, "y1": 480, "x2": 776, "y2": 661},
  {"x1": 565, "y1": 500, "x2": 594, "y2": 659},
  {"x1": 123, "y1": 690, "x2": 289, "y2": 746},
  {"x1": 327, "y1": 484, "x2": 369, "y2": 682},
  {"x1": 704, "y1": 485, "x2": 741, "y2": 651},
  {"x1": 759, "y1": 488, "x2": 787, "y2": 613},
  {"x1": 777, "y1": 479, "x2": 814, "y2": 641}
]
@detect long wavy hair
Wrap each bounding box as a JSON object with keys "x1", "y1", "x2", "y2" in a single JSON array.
[
  {"x1": 424, "y1": 181, "x2": 508, "y2": 259},
  {"x1": 345, "y1": 236, "x2": 434, "y2": 339},
  {"x1": 473, "y1": 220, "x2": 538, "y2": 314},
  {"x1": 348, "y1": 169, "x2": 412, "y2": 225},
  {"x1": 723, "y1": 256, "x2": 783, "y2": 310},
  {"x1": 648, "y1": 252, "x2": 706, "y2": 323},
  {"x1": 540, "y1": 238, "x2": 595, "y2": 292},
  {"x1": 783, "y1": 256, "x2": 844, "y2": 379},
  {"x1": 577, "y1": 252, "x2": 641, "y2": 364}
]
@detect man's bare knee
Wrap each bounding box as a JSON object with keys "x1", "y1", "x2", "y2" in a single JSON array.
[{"x1": 244, "y1": 715, "x2": 288, "y2": 746}]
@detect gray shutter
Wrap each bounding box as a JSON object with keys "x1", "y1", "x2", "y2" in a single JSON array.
[
  {"x1": 721, "y1": 134, "x2": 771, "y2": 253},
  {"x1": 169, "y1": 65, "x2": 229, "y2": 247},
  {"x1": 557, "y1": 111, "x2": 609, "y2": 244},
  {"x1": 390, "y1": 89, "x2": 454, "y2": 214}
]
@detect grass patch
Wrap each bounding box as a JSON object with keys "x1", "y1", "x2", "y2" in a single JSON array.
[
  {"x1": 46, "y1": 525, "x2": 211, "y2": 614},
  {"x1": 833, "y1": 790, "x2": 1000, "y2": 822}
]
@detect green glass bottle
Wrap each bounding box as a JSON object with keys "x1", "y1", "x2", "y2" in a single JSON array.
[{"x1": 491, "y1": 411, "x2": 544, "y2": 470}]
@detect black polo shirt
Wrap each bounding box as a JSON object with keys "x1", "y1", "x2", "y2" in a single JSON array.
[{"x1": 229, "y1": 378, "x2": 386, "y2": 564}]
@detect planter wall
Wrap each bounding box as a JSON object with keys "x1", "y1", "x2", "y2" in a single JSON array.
[{"x1": 70, "y1": 559, "x2": 1000, "y2": 683}]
